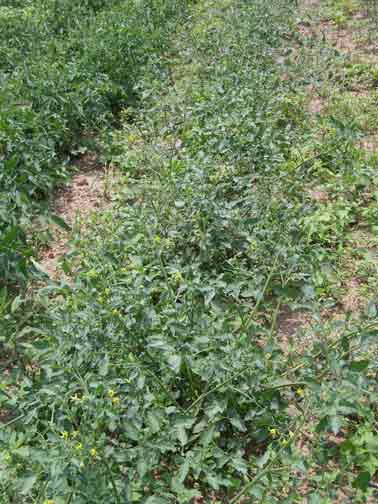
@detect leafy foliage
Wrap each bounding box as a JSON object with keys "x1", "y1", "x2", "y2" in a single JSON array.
[
  {"x1": 0, "y1": 0, "x2": 188, "y2": 283},
  {"x1": 2, "y1": 0, "x2": 378, "y2": 502}
]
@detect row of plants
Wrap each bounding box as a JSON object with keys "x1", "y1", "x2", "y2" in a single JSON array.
[
  {"x1": 0, "y1": 0, "x2": 377, "y2": 504},
  {"x1": 0, "y1": 0, "x2": 189, "y2": 284},
  {"x1": 3, "y1": 0, "x2": 378, "y2": 501}
]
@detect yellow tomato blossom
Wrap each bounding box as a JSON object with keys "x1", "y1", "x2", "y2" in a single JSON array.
[
  {"x1": 90, "y1": 448, "x2": 97, "y2": 457},
  {"x1": 108, "y1": 389, "x2": 115, "y2": 398},
  {"x1": 112, "y1": 397, "x2": 120, "y2": 406},
  {"x1": 173, "y1": 272, "x2": 183, "y2": 283},
  {"x1": 70, "y1": 394, "x2": 81, "y2": 403},
  {"x1": 60, "y1": 431, "x2": 69, "y2": 440},
  {"x1": 269, "y1": 428, "x2": 279, "y2": 439}
]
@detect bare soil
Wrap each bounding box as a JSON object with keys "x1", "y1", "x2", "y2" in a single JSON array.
[{"x1": 40, "y1": 153, "x2": 117, "y2": 279}]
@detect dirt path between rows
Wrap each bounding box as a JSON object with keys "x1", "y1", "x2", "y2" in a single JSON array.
[{"x1": 40, "y1": 154, "x2": 118, "y2": 279}]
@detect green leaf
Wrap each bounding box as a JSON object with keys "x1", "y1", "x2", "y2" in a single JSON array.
[
  {"x1": 257, "y1": 450, "x2": 270, "y2": 468},
  {"x1": 30, "y1": 258, "x2": 50, "y2": 278},
  {"x1": 14, "y1": 447, "x2": 29, "y2": 458},
  {"x1": 250, "y1": 486, "x2": 264, "y2": 499},
  {"x1": 145, "y1": 497, "x2": 168, "y2": 504},
  {"x1": 173, "y1": 415, "x2": 195, "y2": 447},
  {"x1": 176, "y1": 457, "x2": 190, "y2": 484},
  {"x1": 18, "y1": 475, "x2": 37, "y2": 495},
  {"x1": 206, "y1": 474, "x2": 232, "y2": 490},
  {"x1": 200, "y1": 425, "x2": 216, "y2": 446},
  {"x1": 350, "y1": 360, "x2": 369, "y2": 372},
  {"x1": 241, "y1": 287, "x2": 256, "y2": 298},
  {"x1": 176, "y1": 425, "x2": 188, "y2": 447},
  {"x1": 205, "y1": 399, "x2": 227, "y2": 420},
  {"x1": 367, "y1": 300, "x2": 377, "y2": 318},
  {"x1": 49, "y1": 213, "x2": 71, "y2": 231},
  {"x1": 11, "y1": 295, "x2": 23, "y2": 314},
  {"x1": 99, "y1": 355, "x2": 109, "y2": 376},
  {"x1": 330, "y1": 416, "x2": 341, "y2": 435},
  {"x1": 230, "y1": 415, "x2": 246, "y2": 432},
  {"x1": 308, "y1": 493, "x2": 322, "y2": 504},
  {"x1": 137, "y1": 459, "x2": 148, "y2": 479},
  {"x1": 168, "y1": 354, "x2": 182, "y2": 373},
  {"x1": 147, "y1": 411, "x2": 161, "y2": 433},
  {"x1": 124, "y1": 424, "x2": 140, "y2": 442},
  {"x1": 352, "y1": 471, "x2": 371, "y2": 491}
]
